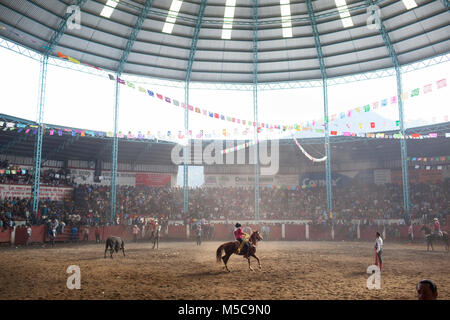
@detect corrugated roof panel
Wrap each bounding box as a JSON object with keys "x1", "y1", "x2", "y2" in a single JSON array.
[
  {"x1": 193, "y1": 60, "x2": 253, "y2": 74},
  {"x1": 190, "y1": 72, "x2": 252, "y2": 83},
  {"x1": 397, "y1": 46, "x2": 437, "y2": 65},
  {"x1": 0, "y1": 0, "x2": 446, "y2": 84},
  {"x1": 355, "y1": 46, "x2": 389, "y2": 62}
]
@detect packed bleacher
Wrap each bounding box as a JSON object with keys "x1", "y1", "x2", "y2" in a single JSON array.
[
  {"x1": 0, "y1": 180, "x2": 448, "y2": 230},
  {"x1": 0, "y1": 163, "x2": 73, "y2": 186}
]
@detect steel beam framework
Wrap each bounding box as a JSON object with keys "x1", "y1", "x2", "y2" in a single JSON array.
[
  {"x1": 94, "y1": 0, "x2": 387, "y2": 27},
  {"x1": 366, "y1": 0, "x2": 411, "y2": 220},
  {"x1": 183, "y1": 0, "x2": 208, "y2": 216},
  {"x1": 306, "y1": 0, "x2": 333, "y2": 216},
  {"x1": 252, "y1": 0, "x2": 260, "y2": 221},
  {"x1": 1, "y1": 35, "x2": 448, "y2": 92}
]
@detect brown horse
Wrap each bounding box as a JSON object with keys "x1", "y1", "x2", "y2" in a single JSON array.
[
  {"x1": 216, "y1": 230, "x2": 263, "y2": 272},
  {"x1": 420, "y1": 225, "x2": 449, "y2": 252}
]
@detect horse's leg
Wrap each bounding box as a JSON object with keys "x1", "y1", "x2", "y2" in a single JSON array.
[
  {"x1": 122, "y1": 245, "x2": 125, "y2": 257},
  {"x1": 104, "y1": 245, "x2": 108, "y2": 258},
  {"x1": 222, "y1": 252, "x2": 231, "y2": 272},
  {"x1": 251, "y1": 253, "x2": 262, "y2": 270},
  {"x1": 110, "y1": 249, "x2": 114, "y2": 259},
  {"x1": 247, "y1": 257, "x2": 254, "y2": 271}
]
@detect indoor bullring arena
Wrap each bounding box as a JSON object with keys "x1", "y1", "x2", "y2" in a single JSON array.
[{"x1": 0, "y1": 0, "x2": 449, "y2": 302}]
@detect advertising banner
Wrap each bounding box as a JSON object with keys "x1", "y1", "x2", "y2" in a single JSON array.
[
  {"x1": 204, "y1": 175, "x2": 298, "y2": 187},
  {"x1": 135, "y1": 173, "x2": 172, "y2": 187},
  {"x1": 0, "y1": 184, "x2": 72, "y2": 200}
]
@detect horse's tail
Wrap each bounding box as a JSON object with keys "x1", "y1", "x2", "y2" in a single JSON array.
[{"x1": 216, "y1": 244, "x2": 225, "y2": 263}]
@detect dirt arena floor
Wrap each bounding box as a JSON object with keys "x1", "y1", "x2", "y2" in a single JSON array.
[{"x1": 0, "y1": 240, "x2": 448, "y2": 300}]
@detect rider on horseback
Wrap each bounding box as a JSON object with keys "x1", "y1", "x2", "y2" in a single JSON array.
[
  {"x1": 433, "y1": 218, "x2": 442, "y2": 237},
  {"x1": 234, "y1": 223, "x2": 250, "y2": 257}
]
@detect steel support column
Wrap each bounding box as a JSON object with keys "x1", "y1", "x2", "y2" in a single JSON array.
[
  {"x1": 252, "y1": 0, "x2": 260, "y2": 221},
  {"x1": 110, "y1": 80, "x2": 119, "y2": 224},
  {"x1": 184, "y1": 0, "x2": 208, "y2": 216},
  {"x1": 111, "y1": 0, "x2": 155, "y2": 224},
  {"x1": 366, "y1": 1, "x2": 410, "y2": 219},
  {"x1": 32, "y1": 55, "x2": 47, "y2": 215},
  {"x1": 32, "y1": 0, "x2": 88, "y2": 215},
  {"x1": 307, "y1": 0, "x2": 332, "y2": 216}
]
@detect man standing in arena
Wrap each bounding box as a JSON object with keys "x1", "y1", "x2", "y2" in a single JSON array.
[
  {"x1": 26, "y1": 224, "x2": 32, "y2": 246},
  {"x1": 95, "y1": 225, "x2": 101, "y2": 243},
  {"x1": 133, "y1": 224, "x2": 140, "y2": 243},
  {"x1": 196, "y1": 224, "x2": 202, "y2": 246},
  {"x1": 374, "y1": 232, "x2": 383, "y2": 271},
  {"x1": 408, "y1": 224, "x2": 413, "y2": 244},
  {"x1": 71, "y1": 226, "x2": 78, "y2": 243}
]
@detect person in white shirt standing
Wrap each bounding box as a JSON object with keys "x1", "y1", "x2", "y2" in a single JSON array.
[
  {"x1": 26, "y1": 225, "x2": 32, "y2": 246},
  {"x1": 374, "y1": 232, "x2": 383, "y2": 271}
]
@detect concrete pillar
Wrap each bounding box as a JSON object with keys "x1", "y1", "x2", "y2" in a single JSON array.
[
  {"x1": 186, "y1": 225, "x2": 190, "y2": 239},
  {"x1": 281, "y1": 224, "x2": 285, "y2": 240},
  {"x1": 382, "y1": 225, "x2": 386, "y2": 239},
  {"x1": 331, "y1": 225, "x2": 334, "y2": 240},
  {"x1": 305, "y1": 223, "x2": 309, "y2": 240}
]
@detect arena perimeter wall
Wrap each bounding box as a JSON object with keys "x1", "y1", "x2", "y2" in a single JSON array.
[{"x1": 5, "y1": 222, "x2": 448, "y2": 245}]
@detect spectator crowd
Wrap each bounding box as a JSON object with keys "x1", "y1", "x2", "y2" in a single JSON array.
[{"x1": 0, "y1": 181, "x2": 449, "y2": 232}]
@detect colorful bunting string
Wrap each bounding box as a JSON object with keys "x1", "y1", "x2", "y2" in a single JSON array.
[
  {"x1": 0, "y1": 27, "x2": 448, "y2": 137},
  {"x1": 48, "y1": 44, "x2": 448, "y2": 133}
]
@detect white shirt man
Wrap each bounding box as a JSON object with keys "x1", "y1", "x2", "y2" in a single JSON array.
[
  {"x1": 26, "y1": 226, "x2": 32, "y2": 246},
  {"x1": 375, "y1": 235, "x2": 383, "y2": 253},
  {"x1": 374, "y1": 232, "x2": 383, "y2": 270}
]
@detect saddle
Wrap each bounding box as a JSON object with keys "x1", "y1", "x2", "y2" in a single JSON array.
[{"x1": 235, "y1": 239, "x2": 253, "y2": 255}]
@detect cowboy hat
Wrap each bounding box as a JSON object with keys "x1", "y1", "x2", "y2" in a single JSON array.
[
  {"x1": 235, "y1": 223, "x2": 241, "y2": 228},
  {"x1": 433, "y1": 218, "x2": 438, "y2": 221}
]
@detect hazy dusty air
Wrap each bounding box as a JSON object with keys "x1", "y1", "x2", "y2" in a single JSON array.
[{"x1": 0, "y1": 0, "x2": 449, "y2": 312}]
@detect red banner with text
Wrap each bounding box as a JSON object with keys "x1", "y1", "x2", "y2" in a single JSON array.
[{"x1": 135, "y1": 173, "x2": 171, "y2": 187}]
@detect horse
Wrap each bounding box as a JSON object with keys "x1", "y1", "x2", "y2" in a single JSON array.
[
  {"x1": 420, "y1": 225, "x2": 449, "y2": 252},
  {"x1": 216, "y1": 230, "x2": 263, "y2": 272},
  {"x1": 148, "y1": 223, "x2": 161, "y2": 249},
  {"x1": 104, "y1": 236, "x2": 126, "y2": 259}
]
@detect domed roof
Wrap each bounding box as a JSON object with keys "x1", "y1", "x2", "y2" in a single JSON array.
[{"x1": 0, "y1": 0, "x2": 448, "y2": 83}]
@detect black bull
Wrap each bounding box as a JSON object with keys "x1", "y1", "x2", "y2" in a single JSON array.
[{"x1": 104, "y1": 236, "x2": 126, "y2": 259}]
